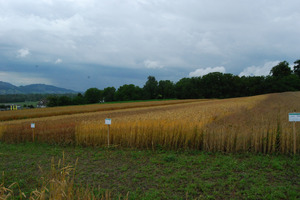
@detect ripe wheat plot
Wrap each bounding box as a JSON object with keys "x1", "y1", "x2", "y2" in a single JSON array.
[{"x1": 1, "y1": 92, "x2": 299, "y2": 154}]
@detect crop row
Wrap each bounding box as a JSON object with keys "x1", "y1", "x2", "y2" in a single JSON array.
[
  {"x1": 0, "y1": 99, "x2": 196, "y2": 121},
  {"x1": 0, "y1": 92, "x2": 299, "y2": 154}
]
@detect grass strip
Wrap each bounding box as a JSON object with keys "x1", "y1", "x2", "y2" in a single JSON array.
[{"x1": 0, "y1": 142, "x2": 299, "y2": 199}]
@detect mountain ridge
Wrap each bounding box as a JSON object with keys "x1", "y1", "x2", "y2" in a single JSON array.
[{"x1": 0, "y1": 81, "x2": 77, "y2": 94}]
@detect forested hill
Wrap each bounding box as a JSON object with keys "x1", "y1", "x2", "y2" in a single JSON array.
[{"x1": 0, "y1": 81, "x2": 77, "y2": 95}]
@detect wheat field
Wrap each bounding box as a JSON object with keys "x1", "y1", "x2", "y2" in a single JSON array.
[
  {"x1": 0, "y1": 92, "x2": 299, "y2": 154},
  {"x1": 0, "y1": 99, "x2": 196, "y2": 121}
]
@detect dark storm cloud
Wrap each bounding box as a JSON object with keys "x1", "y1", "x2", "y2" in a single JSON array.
[{"x1": 0, "y1": 0, "x2": 299, "y2": 90}]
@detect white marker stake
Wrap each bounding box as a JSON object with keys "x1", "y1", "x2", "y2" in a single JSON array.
[
  {"x1": 105, "y1": 119, "x2": 111, "y2": 147},
  {"x1": 289, "y1": 113, "x2": 300, "y2": 154},
  {"x1": 31, "y1": 123, "x2": 35, "y2": 142}
]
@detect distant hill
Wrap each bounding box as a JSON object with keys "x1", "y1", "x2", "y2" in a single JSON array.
[
  {"x1": 0, "y1": 81, "x2": 77, "y2": 94},
  {"x1": 0, "y1": 81, "x2": 20, "y2": 94}
]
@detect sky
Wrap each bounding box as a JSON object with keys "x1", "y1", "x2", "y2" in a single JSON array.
[{"x1": 0, "y1": 0, "x2": 299, "y2": 92}]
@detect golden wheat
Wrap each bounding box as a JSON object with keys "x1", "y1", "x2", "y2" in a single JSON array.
[
  {"x1": 1, "y1": 92, "x2": 299, "y2": 154},
  {"x1": 0, "y1": 100, "x2": 196, "y2": 121}
]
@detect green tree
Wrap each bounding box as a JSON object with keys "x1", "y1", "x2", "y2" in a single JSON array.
[
  {"x1": 265, "y1": 74, "x2": 300, "y2": 93},
  {"x1": 220, "y1": 73, "x2": 243, "y2": 98},
  {"x1": 73, "y1": 93, "x2": 85, "y2": 105},
  {"x1": 175, "y1": 78, "x2": 191, "y2": 99},
  {"x1": 240, "y1": 76, "x2": 266, "y2": 96},
  {"x1": 201, "y1": 72, "x2": 225, "y2": 98},
  {"x1": 103, "y1": 87, "x2": 116, "y2": 102},
  {"x1": 293, "y1": 59, "x2": 300, "y2": 77},
  {"x1": 143, "y1": 76, "x2": 158, "y2": 99},
  {"x1": 115, "y1": 84, "x2": 142, "y2": 101},
  {"x1": 46, "y1": 96, "x2": 59, "y2": 107},
  {"x1": 270, "y1": 61, "x2": 292, "y2": 77},
  {"x1": 175, "y1": 77, "x2": 202, "y2": 99},
  {"x1": 158, "y1": 80, "x2": 175, "y2": 99},
  {"x1": 84, "y1": 88, "x2": 103, "y2": 104},
  {"x1": 58, "y1": 96, "x2": 72, "y2": 106}
]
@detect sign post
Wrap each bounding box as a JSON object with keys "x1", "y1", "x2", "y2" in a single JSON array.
[
  {"x1": 289, "y1": 113, "x2": 300, "y2": 154},
  {"x1": 105, "y1": 119, "x2": 111, "y2": 147},
  {"x1": 31, "y1": 123, "x2": 35, "y2": 142}
]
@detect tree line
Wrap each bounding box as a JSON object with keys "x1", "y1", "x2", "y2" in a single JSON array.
[
  {"x1": 0, "y1": 93, "x2": 77, "y2": 104},
  {"x1": 46, "y1": 60, "x2": 300, "y2": 107}
]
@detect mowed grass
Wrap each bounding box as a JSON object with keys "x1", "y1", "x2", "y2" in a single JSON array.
[
  {"x1": 3, "y1": 101, "x2": 38, "y2": 107},
  {"x1": 1, "y1": 142, "x2": 299, "y2": 200}
]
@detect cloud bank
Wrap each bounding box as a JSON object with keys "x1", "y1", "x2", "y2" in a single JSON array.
[
  {"x1": 239, "y1": 61, "x2": 280, "y2": 77},
  {"x1": 144, "y1": 60, "x2": 163, "y2": 69},
  {"x1": 189, "y1": 66, "x2": 226, "y2": 77},
  {"x1": 17, "y1": 48, "x2": 30, "y2": 58},
  {"x1": 55, "y1": 58, "x2": 62, "y2": 64},
  {"x1": 0, "y1": 0, "x2": 299, "y2": 90}
]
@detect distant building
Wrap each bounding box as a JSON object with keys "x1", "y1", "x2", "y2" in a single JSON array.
[
  {"x1": 0, "y1": 104, "x2": 21, "y2": 111},
  {"x1": 10, "y1": 105, "x2": 18, "y2": 110},
  {"x1": 0, "y1": 107, "x2": 8, "y2": 111},
  {"x1": 37, "y1": 99, "x2": 48, "y2": 108}
]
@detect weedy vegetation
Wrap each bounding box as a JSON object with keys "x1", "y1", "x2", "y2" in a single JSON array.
[{"x1": 0, "y1": 142, "x2": 299, "y2": 200}]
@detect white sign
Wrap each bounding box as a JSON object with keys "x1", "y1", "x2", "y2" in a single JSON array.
[
  {"x1": 105, "y1": 118, "x2": 111, "y2": 125},
  {"x1": 31, "y1": 123, "x2": 35, "y2": 128},
  {"x1": 289, "y1": 113, "x2": 300, "y2": 122}
]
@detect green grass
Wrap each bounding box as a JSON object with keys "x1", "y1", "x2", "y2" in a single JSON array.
[
  {"x1": 0, "y1": 142, "x2": 299, "y2": 199},
  {"x1": 1, "y1": 101, "x2": 38, "y2": 107}
]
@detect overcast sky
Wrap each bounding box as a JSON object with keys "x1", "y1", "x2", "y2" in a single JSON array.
[{"x1": 0, "y1": 0, "x2": 299, "y2": 91}]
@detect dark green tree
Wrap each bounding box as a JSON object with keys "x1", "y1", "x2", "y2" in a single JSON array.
[
  {"x1": 175, "y1": 78, "x2": 191, "y2": 99},
  {"x1": 175, "y1": 77, "x2": 202, "y2": 99},
  {"x1": 58, "y1": 96, "x2": 72, "y2": 106},
  {"x1": 293, "y1": 59, "x2": 300, "y2": 77},
  {"x1": 143, "y1": 76, "x2": 158, "y2": 99},
  {"x1": 158, "y1": 80, "x2": 175, "y2": 99},
  {"x1": 73, "y1": 93, "x2": 85, "y2": 105},
  {"x1": 220, "y1": 73, "x2": 247, "y2": 98},
  {"x1": 84, "y1": 88, "x2": 103, "y2": 104},
  {"x1": 270, "y1": 61, "x2": 292, "y2": 77},
  {"x1": 115, "y1": 84, "x2": 142, "y2": 101},
  {"x1": 201, "y1": 72, "x2": 225, "y2": 98},
  {"x1": 46, "y1": 96, "x2": 59, "y2": 107},
  {"x1": 265, "y1": 74, "x2": 300, "y2": 93},
  {"x1": 103, "y1": 87, "x2": 116, "y2": 102},
  {"x1": 240, "y1": 76, "x2": 266, "y2": 96}
]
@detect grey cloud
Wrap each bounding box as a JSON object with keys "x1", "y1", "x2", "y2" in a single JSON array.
[
  {"x1": 0, "y1": 0, "x2": 299, "y2": 90},
  {"x1": 17, "y1": 48, "x2": 30, "y2": 58}
]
